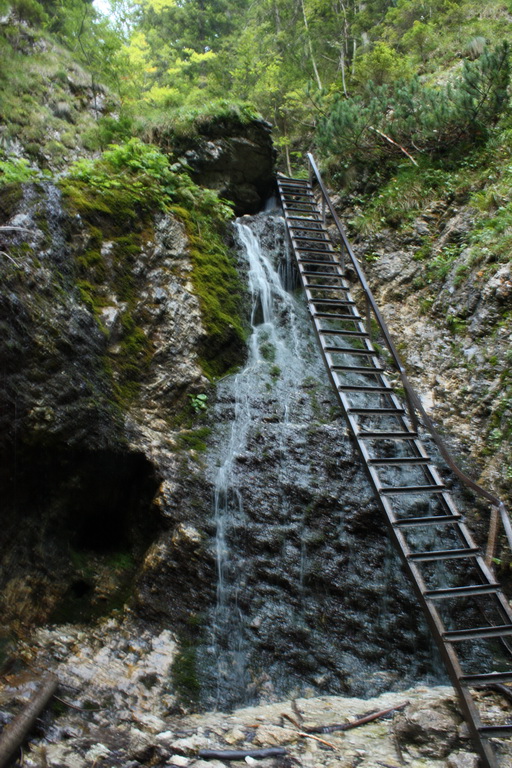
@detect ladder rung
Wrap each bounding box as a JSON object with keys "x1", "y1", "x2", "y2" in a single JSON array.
[
  {"x1": 294, "y1": 236, "x2": 330, "y2": 244},
  {"x1": 302, "y1": 269, "x2": 341, "y2": 276},
  {"x1": 306, "y1": 284, "x2": 344, "y2": 289},
  {"x1": 357, "y1": 430, "x2": 418, "y2": 439},
  {"x1": 424, "y1": 584, "x2": 501, "y2": 600},
  {"x1": 407, "y1": 547, "x2": 480, "y2": 562},
  {"x1": 283, "y1": 196, "x2": 314, "y2": 204},
  {"x1": 338, "y1": 384, "x2": 391, "y2": 392},
  {"x1": 394, "y1": 514, "x2": 461, "y2": 528},
  {"x1": 298, "y1": 260, "x2": 336, "y2": 267},
  {"x1": 313, "y1": 299, "x2": 356, "y2": 307},
  {"x1": 278, "y1": 177, "x2": 310, "y2": 184},
  {"x1": 289, "y1": 224, "x2": 325, "y2": 232},
  {"x1": 350, "y1": 406, "x2": 405, "y2": 414},
  {"x1": 315, "y1": 313, "x2": 361, "y2": 321},
  {"x1": 380, "y1": 484, "x2": 446, "y2": 495},
  {"x1": 297, "y1": 247, "x2": 334, "y2": 255},
  {"x1": 368, "y1": 456, "x2": 431, "y2": 466},
  {"x1": 325, "y1": 346, "x2": 375, "y2": 355},
  {"x1": 332, "y1": 365, "x2": 384, "y2": 374},
  {"x1": 287, "y1": 217, "x2": 320, "y2": 223},
  {"x1": 461, "y1": 671, "x2": 512, "y2": 685},
  {"x1": 280, "y1": 183, "x2": 312, "y2": 190},
  {"x1": 444, "y1": 624, "x2": 512, "y2": 642},
  {"x1": 284, "y1": 203, "x2": 317, "y2": 210},
  {"x1": 300, "y1": 263, "x2": 337, "y2": 270},
  {"x1": 320, "y1": 329, "x2": 369, "y2": 337},
  {"x1": 478, "y1": 724, "x2": 512, "y2": 735},
  {"x1": 279, "y1": 187, "x2": 311, "y2": 193}
]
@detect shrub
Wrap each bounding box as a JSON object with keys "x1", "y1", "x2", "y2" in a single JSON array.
[{"x1": 317, "y1": 42, "x2": 510, "y2": 166}]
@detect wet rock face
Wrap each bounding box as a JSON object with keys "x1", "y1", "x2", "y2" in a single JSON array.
[{"x1": 183, "y1": 213, "x2": 441, "y2": 710}]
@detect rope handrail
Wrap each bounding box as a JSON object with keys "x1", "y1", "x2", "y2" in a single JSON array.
[{"x1": 306, "y1": 152, "x2": 512, "y2": 549}]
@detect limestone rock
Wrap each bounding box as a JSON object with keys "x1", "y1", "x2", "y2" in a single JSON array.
[
  {"x1": 393, "y1": 700, "x2": 463, "y2": 757},
  {"x1": 169, "y1": 118, "x2": 275, "y2": 214},
  {"x1": 446, "y1": 753, "x2": 480, "y2": 768}
]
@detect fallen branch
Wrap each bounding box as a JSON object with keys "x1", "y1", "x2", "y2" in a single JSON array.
[
  {"x1": 369, "y1": 127, "x2": 418, "y2": 166},
  {"x1": 476, "y1": 683, "x2": 512, "y2": 705},
  {"x1": 0, "y1": 673, "x2": 58, "y2": 768},
  {"x1": 52, "y1": 695, "x2": 101, "y2": 712},
  {"x1": 0, "y1": 251, "x2": 21, "y2": 267},
  {"x1": 297, "y1": 731, "x2": 335, "y2": 749},
  {"x1": 198, "y1": 748, "x2": 287, "y2": 761},
  {"x1": 302, "y1": 701, "x2": 409, "y2": 734},
  {"x1": 0, "y1": 227, "x2": 36, "y2": 234},
  {"x1": 281, "y1": 713, "x2": 301, "y2": 729}
]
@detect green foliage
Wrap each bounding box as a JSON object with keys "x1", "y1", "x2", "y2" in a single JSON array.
[
  {"x1": 11, "y1": 0, "x2": 48, "y2": 25},
  {"x1": 188, "y1": 393, "x2": 208, "y2": 413},
  {"x1": 351, "y1": 159, "x2": 457, "y2": 232},
  {"x1": 354, "y1": 42, "x2": 413, "y2": 86},
  {"x1": 317, "y1": 42, "x2": 511, "y2": 167},
  {"x1": 62, "y1": 138, "x2": 180, "y2": 216},
  {"x1": 135, "y1": 100, "x2": 262, "y2": 149},
  {"x1": 0, "y1": 157, "x2": 47, "y2": 185}
]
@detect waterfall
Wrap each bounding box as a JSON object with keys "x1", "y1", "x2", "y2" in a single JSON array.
[
  {"x1": 198, "y1": 211, "x2": 442, "y2": 711},
  {"x1": 205, "y1": 213, "x2": 315, "y2": 708}
]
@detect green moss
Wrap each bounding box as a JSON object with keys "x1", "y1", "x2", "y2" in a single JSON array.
[
  {"x1": 177, "y1": 427, "x2": 212, "y2": 452},
  {"x1": 185, "y1": 231, "x2": 247, "y2": 379},
  {"x1": 77, "y1": 249, "x2": 106, "y2": 282},
  {"x1": 112, "y1": 313, "x2": 153, "y2": 405},
  {"x1": 171, "y1": 640, "x2": 201, "y2": 707},
  {"x1": 0, "y1": 183, "x2": 23, "y2": 222},
  {"x1": 258, "y1": 333, "x2": 276, "y2": 362},
  {"x1": 76, "y1": 279, "x2": 100, "y2": 314}
]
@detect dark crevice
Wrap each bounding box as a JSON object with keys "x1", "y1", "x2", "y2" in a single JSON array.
[{"x1": 0, "y1": 446, "x2": 162, "y2": 628}]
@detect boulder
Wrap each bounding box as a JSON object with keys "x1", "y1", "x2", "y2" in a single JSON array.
[{"x1": 170, "y1": 117, "x2": 275, "y2": 215}]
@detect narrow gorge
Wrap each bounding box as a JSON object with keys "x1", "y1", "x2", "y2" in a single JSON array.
[{"x1": 1, "y1": 12, "x2": 512, "y2": 766}]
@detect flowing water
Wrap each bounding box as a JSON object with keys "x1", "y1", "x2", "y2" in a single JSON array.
[
  {"x1": 198, "y1": 211, "x2": 444, "y2": 710},
  {"x1": 204, "y1": 213, "x2": 320, "y2": 707}
]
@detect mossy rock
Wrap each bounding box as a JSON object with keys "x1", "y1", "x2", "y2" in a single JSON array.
[{"x1": 0, "y1": 183, "x2": 23, "y2": 223}]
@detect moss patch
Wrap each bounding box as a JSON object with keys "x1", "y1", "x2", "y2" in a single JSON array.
[
  {"x1": 175, "y1": 207, "x2": 247, "y2": 379},
  {"x1": 177, "y1": 427, "x2": 212, "y2": 452}
]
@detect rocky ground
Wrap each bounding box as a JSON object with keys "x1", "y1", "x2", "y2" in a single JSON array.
[{"x1": 1, "y1": 614, "x2": 511, "y2": 768}]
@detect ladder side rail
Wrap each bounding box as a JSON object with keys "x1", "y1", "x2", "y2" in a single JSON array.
[{"x1": 305, "y1": 153, "x2": 512, "y2": 552}]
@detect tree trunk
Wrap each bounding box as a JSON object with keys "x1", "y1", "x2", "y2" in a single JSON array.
[{"x1": 299, "y1": 0, "x2": 323, "y2": 89}]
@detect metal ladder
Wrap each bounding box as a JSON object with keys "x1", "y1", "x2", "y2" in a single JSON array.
[{"x1": 277, "y1": 157, "x2": 512, "y2": 768}]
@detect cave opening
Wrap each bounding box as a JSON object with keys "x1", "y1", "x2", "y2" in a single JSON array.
[{"x1": 0, "y1": 446, "x2": 162, "y2": 628}]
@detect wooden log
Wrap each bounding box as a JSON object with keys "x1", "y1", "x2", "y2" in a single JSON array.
[
  {"x1": 303, "y1": 701, "x2": 409, "y2": 734},
  {"x1": 198, "y1": 748, "x2": 287, "y2": 760},
  {"x1": 0, "y1": 673, "x2": 58, "y2": 768}
]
